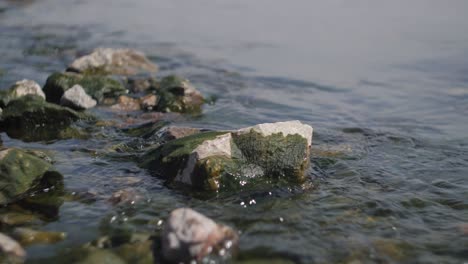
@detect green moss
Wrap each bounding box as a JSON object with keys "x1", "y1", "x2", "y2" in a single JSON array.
[
  {"x1": 232, "y1": 130, "x2": 309, "y2": 182},
  {"x1": 0, "y1": 95, "x2": 91, "y2": 142},
  {"x1": 0, "y1": 149, "x2": 57, "y2": 205},
  {"x1": 43, "y1": 72, "x2": 127, "y2": 103},
  {"x1": 139, "y1": 131, "x2": 227, "y2": 177},
  {"x1": 155, "y1": 75, "x2": 204, "y2": 114}
]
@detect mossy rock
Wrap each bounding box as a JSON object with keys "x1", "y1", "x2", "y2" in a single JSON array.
[
  {"x1": 0, "y1": 148, "x2": 62, "y2": 205},
  {"x1": 0, "y1": 95, "x2": 91, "y2": 142},
  {"x1": 140, "y1": 121, "x2": 313, "y2": 191},
  {"x1": 155, "y1": 75, "x2": 204, "y2": 114},
  {"x1": 43, "y1": 72, "x2": 127, "y2": 104}
]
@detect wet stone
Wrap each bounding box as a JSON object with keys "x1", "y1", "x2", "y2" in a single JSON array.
[
  {"x1": 67, "y1": 47, "x2": 158, "y2": 76},
  {"x1": 139, "y1": 94, "x2": 158, "y2": 111},
  {"x1": 0, "y1": 211, "x2": 40, "y2": 226},
  {"x1": 108, "y1": 188, "x2": 143, "y2": 206},
  {"x1": 0, "y1": 148, "x2": 61, "y2": 205},
  {"x1": 140, "y1": 120, "x2": 313, "y2": 191},
  {"x1": 126, "y1": 76, "x2": 159, "y2": 93},
  {"x1": 155, "y1": 75, "x2": 204, "y2": 114},
  {"x1": 60, "y1": 84, "x2": 97, "y2": 110},
  {"x1": 161, "y1": 208, "x2": 238, "y2": 263},
  {"x1": 43, "y1": 72, "x2": 127, "y2": 104},
  {"x1": 12, "y1": 227, "x2": 66, "y2": 246},
  {"x1": 111, "y1": 95, "x2": 141, "y2": 111}
]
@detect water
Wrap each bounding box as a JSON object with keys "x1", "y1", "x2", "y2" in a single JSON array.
[{"x1": 1, "y1": 0, "x2": 468, "y2": 263}]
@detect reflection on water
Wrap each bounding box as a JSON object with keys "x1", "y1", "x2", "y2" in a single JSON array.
[{"x1": 0, "y1": 0, "x2": 468, "y2": 263}]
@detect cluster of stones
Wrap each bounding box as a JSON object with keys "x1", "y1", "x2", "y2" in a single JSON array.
[{"x1": 0, "y1": 47, "x2": 314, "y2": 263}]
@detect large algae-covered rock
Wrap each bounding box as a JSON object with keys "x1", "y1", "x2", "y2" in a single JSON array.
[
  {"x1": 140, "y1": 121, "x2": 313, "y2": 191},
  {"x1": 0, "y1": 79, "x2": 45, "y2": 107},
  {"x1": 67, "y1": 48, "x2": 158, "y2": 76},
  {"x1": 0, "y1": 95, "x2": 90, "y2": 141},
  {"x1": 0, "y1": 148, "x2": 61, "y2": 205},
  {"x1": 161, "y1": 208, "x2": 238, "y2": 263},
  {"x1": 43, "y1": 72, "x2": 127, "y2": 104},
  {"x1": 155, "y1": 75, "x2": 204, "y2": 114}
]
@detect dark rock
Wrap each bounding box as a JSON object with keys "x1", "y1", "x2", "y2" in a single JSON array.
[
  {"x1": 0, "y1": 95, "x2": 90, "y2": 141},
  {"x1": 155, "y1": 75, "x2": 204, "y2": 114},
  {"x1": 0, "y1": 148, "x2": 62, "y2": 205},
  {"x1": 43, "y1": 72, "x2": 127, "y2": 104}
]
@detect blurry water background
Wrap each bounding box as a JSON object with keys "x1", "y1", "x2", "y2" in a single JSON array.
[{"x1": 0, "y1": 0, "x2": 468, "y2": 263}]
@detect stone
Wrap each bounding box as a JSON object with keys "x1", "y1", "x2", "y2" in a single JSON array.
[
  {"x1": 60, "y1": 84, "x2": 97, "y2": 110},
  {"x1": 0, "y1": 79, "x2": 46, "y2": 108},
  {"x1": 8, "y1": 79, "x2": 45, "y2": 100},
  {"x1": 0, "y1": 148, "x2": 62, "y2": 205},
  {"x1": 111, "y1": 95, "x2": 141, "y2": 111},
  {"x1": 139, "y1": 94, "x2": 158, "y2": 111},
  {"x1": 158, "y1": 126, "x2": 201, "y2": 141},
  {"x1": 126, "y1": 77, "x2": 159, "y2": 93},
  {"x1": 12, "y1": 227, "x2": 66, "y2": 245},
  {"x1": 0, "y1": 95, "x2": 90, "y2": 142},
  {"x1": 140, "y1": 121, "x2": 313, "y2": 191},
  {"x1": 0, "y1": 232, "x2": 25, "y2": 260},
  {"x1": 161, "y1": 208, "x2": 238, "y2": 263},
  {"x1": 0, "y1": 212, "x2": 40, "y2": 226},
  {"x1": 108, "y1": 188, "x2": 143, "y2": 206},
  {"x1": 67, "y1": 48, "x2": 158, "y2": 76},
  {"x1": 76, "y1": 249, "x2": 125, "y2": 264},
  {"x1": 43, "y1": 72, "x2": 127, "y2": 104},
  {"x1": 155, "y1": 75, "x2": 204, "y2": 114}
]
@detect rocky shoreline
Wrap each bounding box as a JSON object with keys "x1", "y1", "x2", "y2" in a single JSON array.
[{"x1": 0, "y1": 48, "x2": 313, "y2": 263}]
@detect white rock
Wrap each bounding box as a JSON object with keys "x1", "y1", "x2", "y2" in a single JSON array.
[
  {"x1": 237, "y1": 120, "x2": 313, "y2": 146},
  {"x1": 162, "y1": 208, "x2": 238, "y2": 263},
  {"x1": 0, "y1": 232, "x2": 26, "y2": 260},
  {"x1": 175, "y1": 133, "x2": 232, "y2": 185},
  {"x1": 68, "y1": 48, "x2": 158, "y2": 75},
  {"x1": 10, "y1": 79, "x2": 45, "y2": 99},
  {"x1": 60, "y1": 85, "x2": 97, "y2": 110}
]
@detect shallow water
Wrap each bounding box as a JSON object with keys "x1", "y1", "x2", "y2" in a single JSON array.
[{"x1": 1, "y1": 0, "x2": 468, "y2": 263}]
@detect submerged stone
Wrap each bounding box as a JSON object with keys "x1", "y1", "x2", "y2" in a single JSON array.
[
  {"x1": 0, "y1": 95, "x2": 90, "y2": 141},
  {"x1": 155, "y1": 75, "x2": 204, "y2": 114},
  {"x1": 67, "y1": 48, "x2": 158, "y2": 76},
  {"x1": 0, "y1": 211, "x2": 40, "y2": 226},
  {"x1": 43, "y1": 72, "x2": 127, "y2": 104},
  {"x1": 0, "y1": 148, "x2": 61, "y2": 205},
  {"x1": 140, "y1": 121, "x2": 313, "y2": 191},
  {"x1": 12, "y1": 227, "x2": 66, "y2": 246},
  {"x1": 75, "y1": 249, "x2": 125, "y2": 264},
  {"x1": 161, "y1": 208, "x2": 238, "y2": 263},
  {"x1": 60, "y1": 84, "x2": 97, "y2": 110}
]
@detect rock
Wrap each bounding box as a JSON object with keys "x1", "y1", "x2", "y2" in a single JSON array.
[
  {"x1": 108, "y1": 188, "x2": 143, "y2": 206},
  {"x1": 76, "y1": 249, "x2": 125, "y2": 264},
  {"x1": 161, "y1": 208, "x2": 238, "y2": 263},
  {"x1": 0, "y1": 232, "x2": 25, "y2": 260},
  {"x1": 155, "y1": 75, "x2": 204, "y2": 114},
  {"x1": 140, "y1": 121, "x2": 312, "y2": 191},
  {"x1": 126, "y1": 77, "x2": 159, "y2": 93},
  {"x1": 158, "y1": 126, "x2": 201, "y2": 141},
  {"x1": 139, "y1": 94, "x2": 158, "y2": 111},
  {"x1": 0, "y1": 95, "x2": 90, "y2": 141},
  {"x1": 12, "y1": 227, "x2": 66, "y2": 245},
  {"x1": 0, "y1": 212, "x2": 40, "y2": 226},
  {"x1": 0, "y1": 79, "x2": 46, "y2": 108},
  {"x1": 67, "y1": 48, "x2": 158, "y2": 76},
  {"x1": 43, "y1": 72, "x2": 127, "y2": 104},
  {"x1": 60, "y1": 84, "x2": 97, "y2": 110},
  {"x1": 111, "y1": 95, "x2": 141, "y2": 111},
  {"x1": 114, "y1": 240, "x2": 154, "y2": 264},
  {"x1": 0, "y1": 148, "x2": 62, "y2": 205}
]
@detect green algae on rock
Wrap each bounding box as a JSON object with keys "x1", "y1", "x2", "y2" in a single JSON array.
[
  {"x1": 43, "y1": 72, "x2": 127, "y2": 104},
  {"x1": 0, "y1": 148, "x2": 62, "y2": 205},
  {"x1": 11, "y1": 227, "x2": 66, "y2": 246},
  {"x1": 140, "y1": 121, "x2": 313, "y2": 191},
  {"x1": 0, "y1": 95, "x2": 91, "y2": 142},
  {"x1": 67, "y1": 48, "x2": 159, "y2": 76},
  {"x1": 0, "y1": 79, "x2": 45, "y2": 108},
  {"x1": 155, "y1": 75, "x2": 204, "y2": 114}
]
